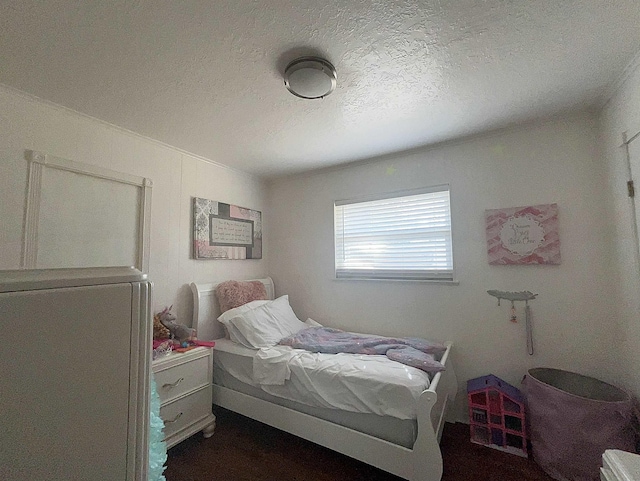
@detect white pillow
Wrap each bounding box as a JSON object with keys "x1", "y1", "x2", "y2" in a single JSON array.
[
  {"x1": 304, "y1": 318, "x2": 323, "y2": 327},
  {"x1": 228, "y1": 295, "x2": 306, "y2": 348},
  {"x1": 217, "y1": 300, "x2": 270, "y2": 348},
  {"x1": 226, "y1": 323, "x2": 255, "y2": 349},
  {"x1": 217, "y1": 299, "x2": 270, "y2": 324}
]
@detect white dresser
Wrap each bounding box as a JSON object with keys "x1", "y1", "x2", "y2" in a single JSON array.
[
  {"x1": 0, "y1": 267, "x2": 151, "y2": 481},
  {"x1": 601, "y1": 449, "x2": 640, "y2": 481},
  {"x1": 153, "y1": 346, "x2": 216, "y2": 448}
]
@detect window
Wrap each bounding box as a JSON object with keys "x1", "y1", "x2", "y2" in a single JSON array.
[{"x1": 334, "y1": 185, "x2": 453, "y2": 281}]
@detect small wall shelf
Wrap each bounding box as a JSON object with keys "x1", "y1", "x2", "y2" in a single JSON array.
[{"x1": 467, "y1": 374, "x2": 528, "y2": 457}]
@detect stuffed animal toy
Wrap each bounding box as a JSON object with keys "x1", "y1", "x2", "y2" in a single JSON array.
[
  {"x1": 153, "y1": 314, "x2": 171, "y2": 340},
  {"x1": 156, "y1": 305, "x2": 193, "y2": 342}
]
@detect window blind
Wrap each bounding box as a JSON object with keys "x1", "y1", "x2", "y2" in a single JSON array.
[{"x1": 334, "y1": 187, "x2": 453, "y2": 281}]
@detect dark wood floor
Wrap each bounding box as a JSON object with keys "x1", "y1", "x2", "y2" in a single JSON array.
[{"x1": 165, "y1": 407, "x2": 553, "y2": 481}]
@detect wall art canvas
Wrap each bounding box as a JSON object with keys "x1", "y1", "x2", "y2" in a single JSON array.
[
  {"x1": 485, "y1": 203, "x2": 560, "y2": 265},
  {"x1": 193, "y1": 197, "x2": 262, "y2": 260}
]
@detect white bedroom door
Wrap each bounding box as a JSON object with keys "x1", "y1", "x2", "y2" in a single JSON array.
[{"x1": 629, "y1": 134, "x2": 640, "y2": 265}]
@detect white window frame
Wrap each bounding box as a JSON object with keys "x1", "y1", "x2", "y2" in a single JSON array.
[{"x1": 334, "y1": 185, "x2": 455, "y2": 282}]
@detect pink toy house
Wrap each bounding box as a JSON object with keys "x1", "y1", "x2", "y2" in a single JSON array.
[{"x1": 467, "y1": 374, "x2": 527, "y2": 457}]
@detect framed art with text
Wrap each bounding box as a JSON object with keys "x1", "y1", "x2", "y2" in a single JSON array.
[
  {"x1": 485, "y1": 203, "x2": 560, "y2": 265},
  {"x1": 193, "y1": 197, "x2": 262, "y2": 260}
]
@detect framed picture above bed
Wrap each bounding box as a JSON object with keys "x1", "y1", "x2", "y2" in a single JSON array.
[{"x1": 192, "y1": 197, "x2": 262, "y2": 260}]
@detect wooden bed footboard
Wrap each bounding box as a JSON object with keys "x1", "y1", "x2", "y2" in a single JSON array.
[{"x1": 212, "y1": 342, "x2": 457, "y2": 481}]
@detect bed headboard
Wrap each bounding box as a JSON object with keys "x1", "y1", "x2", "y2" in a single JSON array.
[{"x1": 189, "y1": 277, "x2": 275, "y2": 341}]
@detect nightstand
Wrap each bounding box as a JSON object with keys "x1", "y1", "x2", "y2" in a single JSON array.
[{"x1": 152, "y1": 346, "x2": 216, "y2": 448}]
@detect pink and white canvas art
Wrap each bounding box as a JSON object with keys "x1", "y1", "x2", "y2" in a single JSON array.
[
  {"x1": 485, "y1": 203, "x2": 560, "y2": 265},
  {"x1": 193, "y1": 197, "x2": 262, "y2": 260}
]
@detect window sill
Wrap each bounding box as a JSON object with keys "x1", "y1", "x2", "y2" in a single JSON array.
[{"x1": 333, "y1": 277, "x2": 460, "y2": 285}]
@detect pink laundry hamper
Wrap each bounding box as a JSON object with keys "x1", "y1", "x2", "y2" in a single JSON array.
[{"x1": 522, "y1": 368, "x2": 635, "y2": 481}]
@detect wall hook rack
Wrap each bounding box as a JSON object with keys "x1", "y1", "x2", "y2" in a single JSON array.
[{"x1": 487, "y1": 290, "x2": 538, "y2": 356}]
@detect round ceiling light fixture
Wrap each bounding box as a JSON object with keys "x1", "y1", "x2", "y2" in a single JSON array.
[{"x1": 284, "y1": 56, "x2": 337, "y2": 99}]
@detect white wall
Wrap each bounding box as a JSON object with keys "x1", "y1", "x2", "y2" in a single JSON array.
[
  {"x1": 2, "y1": 79, "x2": 631, "y2": 424},
  {"x1": 0, "y1": 85, "x2": 268, "y2": 327},
  {"x1": 600, "y1": 59, "x2": 640, "y2": 399},
  {"x1": 267, "y1": 113, "x2": 618, "y2": 421}
]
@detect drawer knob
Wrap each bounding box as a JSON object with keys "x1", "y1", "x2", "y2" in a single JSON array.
[
  {"x1": 162, "y1": 377, "x2": 184, "y2": 389},
  {"x1": 164, "y1": 412, "x2": 183, "y2": 424}
]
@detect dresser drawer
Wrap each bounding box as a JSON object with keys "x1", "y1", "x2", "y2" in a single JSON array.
[
  {"x1": 155, "y1": 354, "x2": 210, "y2": 404},
  {"x1": 160, "y1": 386, "x2": 212, "y2": 441}
]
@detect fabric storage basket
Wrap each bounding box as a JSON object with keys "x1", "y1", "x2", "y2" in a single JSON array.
[{"x1": 522, "y1": 368, "x2": 635, "y2": 481}]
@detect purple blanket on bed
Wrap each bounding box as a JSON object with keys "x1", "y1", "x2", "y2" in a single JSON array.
[{"x1": 278, "y1": 327, "x2": 447, "y2": 374}]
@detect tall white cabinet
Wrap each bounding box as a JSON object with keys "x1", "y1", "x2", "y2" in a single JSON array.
[{"x1": 0, "y1": 267, "x2": 152, "y2": 481}]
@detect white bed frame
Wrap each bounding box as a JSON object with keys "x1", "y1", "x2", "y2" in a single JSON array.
[{"x1": 190, "y1": 278, "x2": 458, "y2": 481}]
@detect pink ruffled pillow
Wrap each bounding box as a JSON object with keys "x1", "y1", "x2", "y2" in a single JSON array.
[{"x1": 216, "y1": 280, "x2": 268, "y2": 313}]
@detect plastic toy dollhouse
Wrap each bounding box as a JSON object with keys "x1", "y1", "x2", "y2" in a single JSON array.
[{"x1": 467, "y1": 374, "x2": 528, "y2": 457}]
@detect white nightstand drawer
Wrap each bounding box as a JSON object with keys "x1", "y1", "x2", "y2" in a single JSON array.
[
  {"x1": 152, "y1": 346, "x2": 216, "y2": 447},
  {"x1": 155, "y1": 354, "x2": 210, "y2": 404},
  {"x1": 160, "y1": 386, "x2": 212, "y2": 441}
]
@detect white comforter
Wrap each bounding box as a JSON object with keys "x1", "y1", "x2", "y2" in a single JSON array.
[{"x1": 213, "y1": 338, "x2": 431, "y2": 420}]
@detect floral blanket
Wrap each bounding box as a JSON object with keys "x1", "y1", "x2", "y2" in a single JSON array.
[{"x1": 278, "y1": 327, "x2": 446, "y2": 374}]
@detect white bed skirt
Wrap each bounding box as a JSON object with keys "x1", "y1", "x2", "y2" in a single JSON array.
[{"x1": 214, "y1": 362, "x2": 418, "y2": 448}]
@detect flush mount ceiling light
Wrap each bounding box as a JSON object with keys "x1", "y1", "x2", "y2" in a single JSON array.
[{"x1": 284, "y1": 57, "x2": 337, "y2": 99}]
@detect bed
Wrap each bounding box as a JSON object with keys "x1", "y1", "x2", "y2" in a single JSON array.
[{"x1": 190, "y1": 277, "x2": 457, "y2": 481}]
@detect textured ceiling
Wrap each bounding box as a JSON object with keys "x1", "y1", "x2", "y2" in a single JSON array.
[{"x1": 1, "y1": 1, "x2": 640, "y2": 177}]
